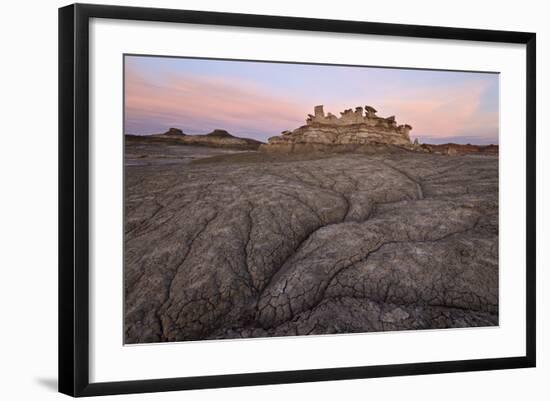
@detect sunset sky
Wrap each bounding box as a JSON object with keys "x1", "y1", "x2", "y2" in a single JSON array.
[{"x1": 124, "y1": 55, "x2": 499, "y2": 145}]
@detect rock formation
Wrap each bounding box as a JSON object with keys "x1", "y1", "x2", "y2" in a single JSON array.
[
  {"x1": 205, "y1": 129, "x2": 234, "y2": 138},
  {"x1": 163, "y1": 127, "x2": 186, "y2": 136},
  {"x1": 261, "y1": 105, "x2": 413, "y2": 152}
]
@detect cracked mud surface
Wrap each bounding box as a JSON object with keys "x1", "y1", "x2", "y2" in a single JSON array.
[{"x1": 124, "y1": 144, "x2": 498, "y2": 343}]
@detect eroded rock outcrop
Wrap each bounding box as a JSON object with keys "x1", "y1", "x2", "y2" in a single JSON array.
[
  {"x1": 261, "y1": 105, "x2": 413, "y2": 152},
  {"x1": 163, "y1": 127, "x2": 186, "y2": 136}
]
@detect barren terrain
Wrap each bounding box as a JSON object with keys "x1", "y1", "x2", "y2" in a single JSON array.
[{"x1": 124, "y1": 143, "x2": 498, "y2": 343}]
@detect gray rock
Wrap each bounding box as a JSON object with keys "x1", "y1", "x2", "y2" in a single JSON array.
[{"x1": 124, "y1": 147, "x2": 498, "y2": 343}]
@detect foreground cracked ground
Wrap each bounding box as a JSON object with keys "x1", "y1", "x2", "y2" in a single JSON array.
[{"x1": 124, "y1": 146, "x2": 498, "y2": 343}]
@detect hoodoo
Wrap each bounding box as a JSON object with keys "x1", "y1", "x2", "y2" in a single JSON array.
[{"x1": 261, "y1": 105, "x2": 413, "y2": 152}]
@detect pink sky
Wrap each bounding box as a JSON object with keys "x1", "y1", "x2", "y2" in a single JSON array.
[{"x1": 125, "y1": 56, "x2": 499, "y2": 145}]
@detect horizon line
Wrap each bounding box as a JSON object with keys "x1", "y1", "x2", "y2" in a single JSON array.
[{"x1": 123, "y1": 130, "x2": 499, "y2": 146}]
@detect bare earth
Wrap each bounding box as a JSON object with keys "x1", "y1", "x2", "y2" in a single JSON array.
[{"x1": 124, "y1": 143, "x2": 498, "y2": 343}]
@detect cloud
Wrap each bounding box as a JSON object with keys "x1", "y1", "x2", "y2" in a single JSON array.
[
  {"x1": 125, "y1": 60, "x2": 499, "y2": 145},
  {"x1": 374, "y1": 80, "x2": 498, "y2": 142},
  {"x1": 125, "y1": 64, "x2": 307, "y2": 141}
]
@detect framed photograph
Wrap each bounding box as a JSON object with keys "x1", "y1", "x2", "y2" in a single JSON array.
[{"x1": 58, "y1": 3, "x2": 536, "y2": 397}]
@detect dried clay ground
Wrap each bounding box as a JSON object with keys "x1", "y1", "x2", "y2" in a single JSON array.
[{"x1": 124, "y1": 143, "x2": 499, "y2": 344}]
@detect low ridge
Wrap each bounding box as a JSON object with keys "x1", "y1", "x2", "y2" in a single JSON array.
[{"x1": 126, "y1": 128, "x2": 263, "y2": 150}]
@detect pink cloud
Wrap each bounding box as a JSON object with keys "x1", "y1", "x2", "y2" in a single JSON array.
[
  {"x1": 279, "y1": 79, "x2": 498, "y2": 143},
  {"x1": 125, "y1": 64, "x2": 307, "y2": 139},
  {"x1": 125, "y1": 62, "x2": 498, "y2": 144},
  {"x1": 374, "y1": 81, "x2": 498, "y2": 140}
]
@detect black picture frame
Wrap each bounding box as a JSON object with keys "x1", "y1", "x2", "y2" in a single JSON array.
[{"x1": 59, "y1": 3, "x2": 536, "y2": 397}]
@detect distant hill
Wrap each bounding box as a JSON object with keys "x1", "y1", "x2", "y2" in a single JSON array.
[
  {"x1": 126, "y1": 128, "x2": 263, "y2": 150},
  {"x1": 205, "y1": 129, "x2": 234, "y2": 138}
]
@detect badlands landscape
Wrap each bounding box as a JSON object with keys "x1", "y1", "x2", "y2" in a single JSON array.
[{"x1": 124, "y1": 106, "x2": 498, "y2": 343}]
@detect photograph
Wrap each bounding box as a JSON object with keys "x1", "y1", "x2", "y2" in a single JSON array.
[
  {"x1": 123, "y1": 55, "x2": 500, "y2": 344},
  {"x1": 0, "y1": 0, "x2": 543, "y2": 399}
]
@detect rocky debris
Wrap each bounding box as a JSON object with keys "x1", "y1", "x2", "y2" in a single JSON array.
[
  {"x1": 261, "y1": 105, "x2": 413, "y2": 152},
  {"x1": 420, "y1": 143, "x2": 498, "y2": 156},
  {"x1": 125, "y1": 128, "x2": 263, "y2": 150},
  {"x1": 124, "y1": 147, "x2": 498, "y2": 343}
]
